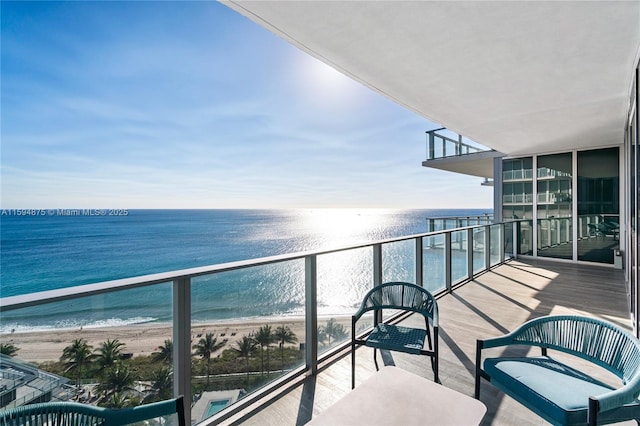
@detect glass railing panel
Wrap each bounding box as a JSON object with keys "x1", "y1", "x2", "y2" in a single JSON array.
[
  {"x1": 503, "y1": 222, "x2": 514, "y2": 258},
  {"x1": 433, "y1": 135, "x2": 445, "y2": 158},
  {"x1": 490, "y1": 224, "x2": 502, "y2": 266},
  {"x1": 382, "y1": 240, "x2": 416, "y2": 284},
  {"x1": 0, "y1": 283, "x2": 173, "y2": 408},
  {"x1": 190, "y1": 261, "x2": 305, "y2": 422},
  {"x1": 517, "y1": 220, "x2": 534, "y2": 255},
  {"x1": 451, "y1": 230, "x2": 468, "y2": 283},
  {"x1": 472, "y1": 228, "x2": 486, "y2": 273},
  {"x1": 317, "y1": 248, "x2": 372, "y2": 355},
  {"x1": 422, "y1": 234, "x2": 445, "y2": 293},
  {"x1": 444, "y1": 139, "x2": 456, "y2": 157}
]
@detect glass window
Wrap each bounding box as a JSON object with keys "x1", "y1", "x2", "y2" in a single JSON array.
[
  {"x1": 503, "y1": 158, "x2": 533, "y2": 255},
  {"x1": 537, "y1": 153, "x2": 572, "y2": 259},
  {"x1": 577, "y1": 147, "x2": 620, "y2": 264}
]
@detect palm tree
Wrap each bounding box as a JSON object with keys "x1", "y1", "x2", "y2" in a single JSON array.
[
  {"x1": 319, "y1": 318, "x2": 348, "y2": 346},
  {"x1": 60, "y1": 338, "x2": 95, "y2": 392},
  {"x1": 144, "y1": 367, "x2": 173, "y2": 403},
  {"x1": 274, "y1": 325, "x2": 298, "y2": 370},
  {"x1": 152, "y1": 339, "x2": 173, "y2": 365},
  {"x1": 103, "y1": 392, "x2": 130, "y2": 408},
  {"x1": 94, "y1": 364, "x2": 136, "y2": 403},
  {"x1": 232, "y1": 335, "x2": 258, "y2": 385},
  {"x1": 253, "y1": 325, "x2": 276, "y2": 375},
  {"x1": 192, "y1": 333, "x2": 225, "y2": 387},
  {"x1": 95, "y1": 339, "x2": 125, "y2": 373},
  {"x1": 0, "y1": 343, "x2": 19, "y2": 357}
]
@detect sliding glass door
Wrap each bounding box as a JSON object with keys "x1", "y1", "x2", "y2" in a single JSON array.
[{"x1": 577, "y1": 147, "x2": 620, "y2": 264}]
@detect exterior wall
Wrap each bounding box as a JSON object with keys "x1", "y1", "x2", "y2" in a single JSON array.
[
  {"x1": 630, "y1": 62, "x2": 639, "y2": 336},
  {"x1": 493, "y1": 157, "x2": 503, "y2": 223}
]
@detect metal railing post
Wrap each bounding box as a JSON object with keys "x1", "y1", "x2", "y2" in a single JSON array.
[
  {"x1": 484, "y1": 225, "x2": 491, "y2": 269},
  {"x1": 445, "y1": 232, "x2": 452, "y2": 292},
  {"x1": 415, "y1": 237, "x2": 423, "y2": 287},
  {"x1": 467, "y1": 228, "x2": 474, "y2": 279},
  {"x1": 513, "y1": 222, "x2": 519, "y2": 258},
  {"x1": 373, "y1": 244, "x2": 383, "y2": 287},
  {"x1": 305, "y1": 255, "x2": 318, "y2": 376},
  {"x1": 173, "y1": 278, "x2": 191, "y2": 426},
  {"x1": 373, "y1": 244, "x2": 383, "y2": 323},
  {"x1": 500, "y1": 224, "x2": 506, "y2": 262},
  {"x1": 428, "y1": 132, "x2": 435, "y2": 160}
]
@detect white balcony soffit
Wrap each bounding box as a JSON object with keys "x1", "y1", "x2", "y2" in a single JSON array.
[
  {"x1": 223, "y1": 1, "x2": 640, "y2": 157},
  {"x1": 421, "y1": 150, "x2": 502, "y2": 179}
]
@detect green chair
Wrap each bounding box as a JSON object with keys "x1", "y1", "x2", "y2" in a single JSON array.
[
  {"x1": 351, "y1": 282, "x2": 439, "y2": 388},
  {"x1": 475, "y1": 315, "x2": 640, "y2": 425},
  {"x1": 0, "y1": 395, "x2": 185, "y2": 426}
]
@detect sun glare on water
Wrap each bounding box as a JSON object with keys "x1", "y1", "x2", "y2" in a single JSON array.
[{"x1": 301, "y1": 208, "x2": 391, "y2": 247}]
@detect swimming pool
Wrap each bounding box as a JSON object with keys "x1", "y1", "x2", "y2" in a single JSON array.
[{"x1": 206, "y1": 399, "x2": 230, "y2": 417}]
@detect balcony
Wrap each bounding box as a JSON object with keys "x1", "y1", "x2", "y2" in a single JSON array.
[
  {"x1": 227, "y1": 258, "x2": 629, "y2": 425},
  {"x1": 0, "y1": 221, "x2": 629, "y2": 425},
  {"x1": 421, "y1": 129, "x2": 500, "y2": 179}
]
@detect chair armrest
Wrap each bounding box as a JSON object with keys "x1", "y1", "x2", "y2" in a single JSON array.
[
  {"x1": 592, "y1": 374, "x2": 640, "y2": 413},
  {"x1": 478, "y1": 333, "x2": 521, "y2": 351}
]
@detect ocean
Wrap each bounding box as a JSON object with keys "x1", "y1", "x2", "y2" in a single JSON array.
[{"x1": 0, "y1": 208, "x2": 489, "y2": 332}]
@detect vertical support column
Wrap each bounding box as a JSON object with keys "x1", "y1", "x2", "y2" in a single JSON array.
[
  {"x1": 305, "y1": 255, "x2": 318, "y2": 376},
  {"x1": 173, "y1": 278, "x2": 191, "y2": 426},
  {"x1": 532, "y1": 155, "x2": 538, "y2": 257},
  {"x1": 415, "y1": 237, "x2": 424, "y2": 287},
  {"x1": 493, "y1": 157, "x2": 504, "y2": 223},
  {"x1": 467, "y1": 228, "x2": 474, "y2": 279},
  {"x1": 445, "y1": 232, "x2": 452, "y2": 293},
  {"x1": 572, "y1": 150, "x2": 579, "y2": 261}
]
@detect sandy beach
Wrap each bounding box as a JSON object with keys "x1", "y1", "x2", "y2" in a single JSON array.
[{"x1": 1, "y1": 316, "x2": 352, "y2": 364}]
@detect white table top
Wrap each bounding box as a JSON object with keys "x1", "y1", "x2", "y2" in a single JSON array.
[{"x1": 308, "y1": 366, "x2": 487, "y2": 426}]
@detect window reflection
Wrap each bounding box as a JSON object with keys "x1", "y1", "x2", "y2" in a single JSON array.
[
  {"x1": 537, "y1": 153, "x2": 572, "y2": 259},
  {"x1": 577, "y1": 148, "x2": 619, "y2": 264},
  {"x1": 503, "y1": 158, "x2": 533, "y2": 254}
]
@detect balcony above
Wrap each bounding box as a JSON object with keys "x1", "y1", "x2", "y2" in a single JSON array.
[{"x1": 421, "y1": 128, "x2": 502, "y2": 179}]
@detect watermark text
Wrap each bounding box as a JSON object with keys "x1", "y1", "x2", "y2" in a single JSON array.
[{"x1": 1, "y1": 209, "x2": 130, "y2": 217}]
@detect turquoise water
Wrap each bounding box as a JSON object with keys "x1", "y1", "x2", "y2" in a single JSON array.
[
  {"x1": 206, "y1": 399, "x2": 230, "y2": 417},
  {"x1": 0, "y1": 208, "x2": 489, "y2": 332}
]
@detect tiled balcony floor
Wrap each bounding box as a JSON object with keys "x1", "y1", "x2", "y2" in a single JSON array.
[{"x1": 223, "y1": 258, "x2": 629, "y2": 426}]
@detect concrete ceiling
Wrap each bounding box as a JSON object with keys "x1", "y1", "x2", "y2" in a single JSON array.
[{"x1": 223, "y1": 1, "x2": 640, "y2": 157}]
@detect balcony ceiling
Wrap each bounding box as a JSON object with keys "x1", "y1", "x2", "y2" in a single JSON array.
[{"x1": 223, "y1": 1, "x2": 640, "y2": 157}]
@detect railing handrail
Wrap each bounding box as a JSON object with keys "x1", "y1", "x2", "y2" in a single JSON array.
[
  {"x1": 425, "y1": 128, "x2": 491, "y2": 160},
  {"x1": 1, "y1": 227, "x2": 490, "y2": 312},
  {"x1": 426, "y1": 133, "x2": 480, "y2": 152}
]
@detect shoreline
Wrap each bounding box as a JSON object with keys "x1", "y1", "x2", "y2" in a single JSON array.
[{"x1": 1, "y1": 315, "x2": 351, "y2": 364}]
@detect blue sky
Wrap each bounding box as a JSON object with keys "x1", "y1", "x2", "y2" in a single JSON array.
[{"x1": 1, "y1": 1, "x2": 492, "y2": 209}]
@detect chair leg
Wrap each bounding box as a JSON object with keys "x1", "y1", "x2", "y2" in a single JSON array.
[
  {"x1": 475, "y1": 340, "x2": 482, "y2": 399},
  {"x1": 431, "y1": 355, "x2": 439, "y2": 383},
  {"x1": 433, "y1": 327, "x2": 439, "y2": 383},
  {"x1": 373, "y1": 348, "x2": 379, "y2": 371},
  {"x1": 426, "y1": 327, "x2": 433, "y2": 350},
  {"x1": 352, "y1": 344, "x2": 356, "y2": 389}
]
